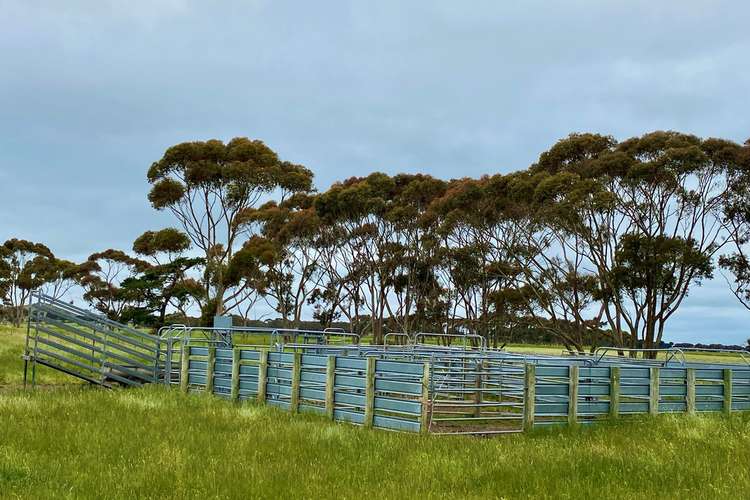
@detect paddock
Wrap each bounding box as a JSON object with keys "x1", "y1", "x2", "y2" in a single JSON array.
[{"x1": 164, "y1": 326, "x2": 750, "y2": 435}]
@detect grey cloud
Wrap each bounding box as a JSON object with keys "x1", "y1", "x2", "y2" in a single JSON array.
[{"x1": 1, "y1": 1, "x2": 749, "y2": 342}]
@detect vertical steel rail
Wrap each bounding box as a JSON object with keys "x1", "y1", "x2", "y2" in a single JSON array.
[
  {"x1": 22, "y1": 296, "x2": 33, "y2": 389},
  {"x1": 31, "y1": 302, "x2": 42, "y2": 388},
  {"x1": 231, "y1": 348, "x2": 240, "y2": 402},
  {"x1": 326, "y1": 355, "x2": 336, "y2": 419}
]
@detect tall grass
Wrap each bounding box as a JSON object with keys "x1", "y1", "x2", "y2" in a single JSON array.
[
  {"x1": 0, "y1": 325, "x2": 77, "y2": 388},
  {"x1": 1, "y1": 385, "x2": 749, "y2": 499},
  {"x1": 2, "y1": 325, "x2": 750, "y2": 498}
]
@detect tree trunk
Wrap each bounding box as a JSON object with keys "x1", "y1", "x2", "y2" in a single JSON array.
[{"x1": 214, "y1": 284, "x2": 225, "y2": 316}]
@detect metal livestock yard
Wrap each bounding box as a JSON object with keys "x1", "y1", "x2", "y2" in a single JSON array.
[
  {"x1": 24, "y1": 294, "x2": 750, "y2": 435},
  {"x1": 162, "y1": 326, "x2": 750, "y2": 435}
]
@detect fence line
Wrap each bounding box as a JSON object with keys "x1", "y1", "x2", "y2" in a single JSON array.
[
  {"x1": 25, "y1": 294, "x2": 750, "y2": 435},
  {"x1": 180, "y1": 345, "x2": 429, "y2": 433},
  {"x1": 178, "y1": 344, "x2": 750, "y2": 434},
  {"x1": 525, "y1": 364, "x2": 750, "y2": 427}
]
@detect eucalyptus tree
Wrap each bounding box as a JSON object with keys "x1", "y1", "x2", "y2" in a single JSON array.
[
  {"x1": 132, "y1": 228, "x2": 191, "y2": 264},
  {"x1": 313, "y1": 173, "x2": 449, "y2": 338},
  {"x1": 0, "y1": 239, "x2": 55, "y2": 327},
  {"x1": 315, "y1": 173, "x2": 397, "y2": 342},
  {"x1": 147, "y1": 137, "x2": 313, "y2": 319},
  {"x1": 500, "y1": 167, "x2": 610, "y2": 352},
  {"x1": 40, "y1": 258, "x2": 88, "y2": 302},
  {"x1": 302, "y1": 201, "x2": 360, "y2": 329},
  {"x1": 430, "y1": 178, "x2": 492, "y2": 335},
  {"x1": 80, "y1": 249, "x2": 150, "y2": 321},
  {"x1": 526, "y1": 132, "x2": 734, "y2": 354},
  {"x1": 313, "y1": 219, "x2": 368, "y2": 332},
  {"x1": 307, "y1": 282, "x2": 344, "y2": 328},
  {"x1": 381, "y1": 174, "x2": 447, "y2": 334},
  {"x1": 431, "y1": 175, "x2": 538, "y2": 346},
  {"x1": 126, "y1": 228, "x2": 204, "y2": 326},
  {"x1": 234, "y1": 193, "x2": 326, "y2": 327},
  {"x1": 719, "y1": 139, "x2": 750, "y2": 310}
]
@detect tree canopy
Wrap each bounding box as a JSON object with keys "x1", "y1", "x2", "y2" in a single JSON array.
[
  {"x1": 5, "y1": 131, "x2": 750, "y2": 351},
  {"x1": 146, "y1": 137, "x2": 314, "y2": 319}
]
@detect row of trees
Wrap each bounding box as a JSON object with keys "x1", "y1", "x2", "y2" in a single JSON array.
[
  {"x1": 0, "y1": 232, "x2": 201, "y2": 328},
  {"x1": 4, "y1": 133, "x2": 750, "y2": 352}
]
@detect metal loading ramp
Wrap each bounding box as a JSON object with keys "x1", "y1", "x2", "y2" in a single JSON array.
[{"x1": 23, "y1": 293, "x2": 161, "y2": 388}]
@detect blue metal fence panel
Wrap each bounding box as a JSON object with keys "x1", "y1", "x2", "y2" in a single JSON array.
[
  {"x1": 334, "y1": 409, "x2": 365, "y2": 425},
  {"x1": 240, "y1": 350, "x2": 261, "y2": 361},
  {"x1": 216, "y1": 348, "x2": 232, "y2": 359},
  {"x1": 189, "y1": 360, "x2": 208, "y2": 371},
  {"x1": 620, "y1": 402, "x2": 650, "y2": 413},
  {"x1": 299, "y1": 404, "x2": 326, "y2": 416},
  {"x1": 536, "y1": 366, "x2": 568, "y2": 377},
  {"x1": 190, "y1": 347, "x2": 209, "y2": 357},
  {"x1": 659, "y1": 402, "x2": 687, "y2": 412},
  {"x1": 373, "y1": 415, "x2": 420, "y2": 432},
  {"x1": 181, "y1": 344, "x2": 750, "y2": 434},
  {"x1": 336, "y1": 358, "x2": 367, "y2": 371},
  {"x1": 374, "y1": 378, "x2": 421, "y2": 395},
  {"x1": 376, "y1": 360, "x2": 425, "y2": 376},
  {"x1": 301, "y1": 354, "x2": 327, "y2": 367}
]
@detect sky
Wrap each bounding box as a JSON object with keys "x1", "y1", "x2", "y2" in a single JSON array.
[{"x1": 1, "y1": 1, "x2": 749, "y2": 344}]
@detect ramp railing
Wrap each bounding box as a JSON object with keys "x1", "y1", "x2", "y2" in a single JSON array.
[{"x1": 23, "y1": 293, "x2": 161, "y2": 388}]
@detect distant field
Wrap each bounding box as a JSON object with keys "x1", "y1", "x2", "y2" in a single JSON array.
[{"x1": 504, "y1": 343, "x2": 750, "y2": 364}]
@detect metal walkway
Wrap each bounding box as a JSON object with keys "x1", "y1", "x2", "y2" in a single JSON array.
[{"x1": 23, "y1": 293, "x2": 161, "y2": 388}]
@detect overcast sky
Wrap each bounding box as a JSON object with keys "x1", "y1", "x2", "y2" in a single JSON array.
[{"x1": 1, "y1": 1, "x2": 749, "y2": 343}]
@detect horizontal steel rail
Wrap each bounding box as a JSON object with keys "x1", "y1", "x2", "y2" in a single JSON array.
[
  {"x1": 678, "y1": 348, "x2": 750, "y2": 366},
  {"x1": 593, "y1": 347, "x2": 686, "y2": 366},
  {"x1": 413, "y1": 332, "x2": 487, "y2": 350},
  {"x1": 25, "y1": 294, "x2": 160, "y2": 388},
  {"x1": 33, "y1": 292, "x2": 156, "y2": 342}
]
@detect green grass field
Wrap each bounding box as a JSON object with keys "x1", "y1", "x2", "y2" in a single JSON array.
[
  {"x1": 0, "y1": 325, "x2": 82, "y2": 389},
  {"x1": 504, "y1": 343, "x2": 750, "y2": 364},
  {"x1": 2, "y1": 326, "x2": 750, "y2": 499}
]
